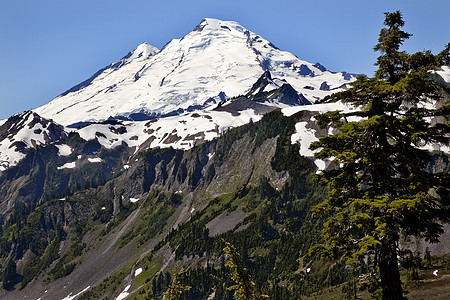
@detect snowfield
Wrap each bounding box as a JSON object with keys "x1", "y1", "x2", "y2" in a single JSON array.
[
  {"x1": 33, "y1": 18, "x2": 355, "y2": 126},
  {"x1": 75, "y1": 106, "x2": 265, "y2": 152}
]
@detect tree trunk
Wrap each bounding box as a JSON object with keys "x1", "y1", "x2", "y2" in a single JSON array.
[{"x1": 379, "y1": 247, "x2": 406, "y2": 300}]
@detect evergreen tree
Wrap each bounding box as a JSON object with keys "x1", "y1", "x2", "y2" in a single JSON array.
[
  {"x1": 223, "y1": 240, "x2": 268, "y2": 300},
  {"x1": 423, "y1": 247, "x2": 432, "y2": 268},
  {"x1": 309, "y1": 11, "x2": 449, "y2": 300},
  {"x1": 163, "y1": 268, "x2": 190, "y2": 300}
]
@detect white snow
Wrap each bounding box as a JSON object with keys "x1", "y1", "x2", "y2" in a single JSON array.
[
  {"x1": 61, "y1": 286, "x2": 91, "y2": 300},
  {"x1": 0, "y1": 144, "x2": 25, "y2": 171},
  {"x1": 57, "y1": 161, "x2": 76, "y2": 170},
  {"x1": 130, "y1": 197, "x2": 140, "y2": 203},
  {"x1": 262, "y1": 82, "x2": 280, "y2": 92},
  {"x1": 1, "y1": 101, "x2": 361, "y2": 173},
  {"x1": 116, "y1": 285, "x2": 131, "y2": 300},
  {"x1": 286, "y1": 99, "x2": 450, "y2": 173},
  {"x1": 56, "y1": 144, "x2": 73, "y2": 156},
  {"x1": 88, "y1": 157, "x2": 102, "y2": 163},
  {"x1": 33, "y1": 18, "x2": 355, "y2": 126},
  {"x1": 420, "y1": 140, "x2": 450, "y2": 154},
  {"x1": 435, "y1": 65, "x2": 450, "y2": 83},
  {"x1": 2, "y1": 20, "x2": 447, "y2": 175},
  {"x1": 314, "y1": 159, "x2": 327, "y2": 173},
  {"x1": 123, "y1": 164, "x2": 130, "y2": 170},
  {"x1": 0, "y1": 111, "x2": 69, "y2": 171},
  {"x1": 282, "y1": 101, "x2": 360, "y2": 117},
  {"x1": 73, "y1": 106, "x2": 265, "y2": 154},
  {"x1": 134, "y1": 267, "x2": 143, "y2": 277},
  {"x1": 433, "y1": 269, "x2": 438, "y2": 276},
  {"x1": 284, "y1": 101, "x2": 363, "y2": 171},
  {"x1": 291, "y1": 121, "x2": 316, "y2": 157}
]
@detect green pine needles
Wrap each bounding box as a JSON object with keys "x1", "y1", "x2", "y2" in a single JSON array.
[
  {"x1": 163, "y1": 268, "x2": 191, "y2": 300},
  {"x1": 309, "y1": 11, "x2": 449, "y2": 300},
  {"x1": 223, "y1": 240, "x2": 268, "y2": 300}
]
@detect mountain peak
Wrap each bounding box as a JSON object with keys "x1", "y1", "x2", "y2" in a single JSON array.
[
  {"x1": 33, "y1": 18, "x2": 357, "y2": 126},
  {"x1": 129, "y1": 42, "x2": 159, "y2": 60},
  {"x1": 194, "y1": 18, "x2": 246, "y2": 34}
]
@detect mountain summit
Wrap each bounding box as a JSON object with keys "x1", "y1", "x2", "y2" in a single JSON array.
[{"x1": 33, "y1": 18, "x2": 356, "y2": 126}]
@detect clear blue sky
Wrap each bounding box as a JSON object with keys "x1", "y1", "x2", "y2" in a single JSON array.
[{"x1": 1, "y1": 0, "x2": 449, "y2": 120}]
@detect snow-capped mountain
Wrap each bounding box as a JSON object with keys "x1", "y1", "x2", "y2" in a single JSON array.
[
  {"x1": 34, "y1": 18, "x2": 356, "y2": 126},
  {"x1": 1, "y1": 18, "x2": 360, "y2": 173},
  {"x1": 0, "y1": 111, "x2": 67, "y2": 171},
  {"x1": 0, "y1": 96, "x2": 272, "y2": 172}
]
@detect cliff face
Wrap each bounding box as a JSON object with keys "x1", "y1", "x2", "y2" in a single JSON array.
[
  {"x1": 0, "y1": 110, "x2": 300, "y2": 298},
  {"x1": 0, "y1": 107, "x2": 448, "y2": 299}
]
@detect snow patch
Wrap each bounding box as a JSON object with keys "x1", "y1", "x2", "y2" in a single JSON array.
[
  {"x1": 56, "y1": 144, "x2": 73, "y2": 156},
  {"x1": 435, "y1": 65, "x2": 450, "y2": 83},
  {"x1": 286, "y1": 101, "x2": 365, "y2": 172},
  {"x1": 61, "y1": 286, "x2": 91, "y2": 300},
  {"x1": 314, "y1": 159, "x2": 326, "y2": 173},
  {"x1": 134, "y1": 267, "x2": 143, "y2": 277},
  {"x1": 0, "y1": 112, "x2": 69, "y2": 171},
  {"x1": 116, "y1": 285, "x2": 131, "y2": 300},
  {"x1": 291, "y1": 122, "x2": 317, "y2": 157},
  {"x1": 57, "y1": 161, "x2": 76, "y2": 170},
  {"x1": 130, "y1": 197, "x2": 140, "y2": 203},
  {"x1": 282, "y1": 101, "x2": 360, "y2": 117},
  {"x1": 88, "y1": 157, "x2": 102, "y2": 163}
]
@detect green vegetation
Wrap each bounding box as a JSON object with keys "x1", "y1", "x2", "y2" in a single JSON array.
[
  {"x1": 0, "y1": 13, "x2": 448, "y2": 298},
  {"x1": 162, "y1": 268, "x2": 191, "y2": 300},
  {"x1": 223, "y1": 240, "x2": 268, "y2": 300},
  {"x1": 78, "y1": 261, "x2": 135, "y2": 300},
  {"x1": 0, "y1": 185, "x2": 113, "y2": 289},
  {"x1": 309, "y1": 11, "x2": 449, "y2": 300},
  {"x1": 44, "y1": 222, "x2": 87, "y2": 283},
  {"x1": 118, "y1": 190, "x2": 180, "y2": 249},
  {"x1": 20, "y1": 227, "x2": 64, "y2": 289},
  {"x1": 124, "y1": 110, "x2": 348, "y2": 299}
]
